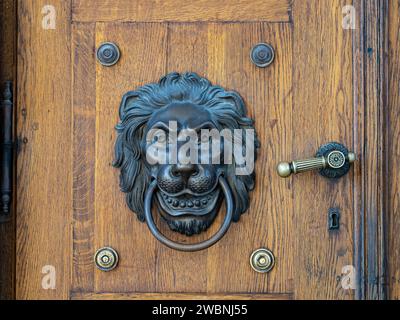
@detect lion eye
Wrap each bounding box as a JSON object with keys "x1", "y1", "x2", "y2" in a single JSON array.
[
  {"x1": 151, "y1": 131, "x2": 167, "y2": 143},
  {"x1": 156, "y1": 134, "x2": 166, "y2": 143}
]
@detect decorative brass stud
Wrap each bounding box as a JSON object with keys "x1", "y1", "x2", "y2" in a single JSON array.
[
  {"x1": 250, "y1": 43, "x2": 275, "y2": 68},
  {"x1": 326, "y1": 151, "x2": 346, "y2": 169},
  {"x1": 94, "y1": 247, "x2": 119, "y2": 271},
  {"x1": 96, "y1": 42, "x2": 120, "y2": 67},
  {"x1": 250, "y1": 248, "x2": 275, "y2": 273}
]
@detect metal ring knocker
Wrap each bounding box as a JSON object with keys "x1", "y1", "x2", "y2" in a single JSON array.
[{"x1": 144, "y1": 176, "x2": 233, "y2": 252}]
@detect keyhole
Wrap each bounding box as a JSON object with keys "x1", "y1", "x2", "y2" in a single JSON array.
[
  {"x1": 331, "y1": 213, "x2": 338, "y2": 227},
  {"x1": 329, "y1": 208, "x2": 340, "y2": 230}
]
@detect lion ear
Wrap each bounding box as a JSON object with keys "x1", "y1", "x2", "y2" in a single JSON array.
[{"x1": 118, "y1": 90, "x2": 139, "y2": 119}]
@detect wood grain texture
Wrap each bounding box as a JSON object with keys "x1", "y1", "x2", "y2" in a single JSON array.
[
  {"x1": 94, "y1": 22, "x2": 167, "y2": 293},
  {"x1": 85, "y1": 22, "x2": 293, "y2": 295},
  {"x1": 292, "y1": 0, "x2": 354, "y2": 299},
  {"x1": 72, "y1": 0, "x2": 291, "y2": 23},
  {"x1": 351, "y1": 0, "x2": 365, "y2": 300},
  {"x1": 72, "y1": 23, "x2": 96, "y2": 293},
  {"x1": 71, "y1": 292, "x2": 292, "y2": 300},
  {"x1": 13, "y1": 0, "x2": 392, "y2": 300},
  {"x1": 352, "y1": 0, "x2": 389, "y2": 300},
  {"x1": 204, "y1": 22, "x2": 293, "y2": 294},
  {"x1": 388, "y1": 0, "x2": 400, "y2": 300},
  {"x1": 154, "y1": 23, "x2": 209, "y2": 293},
  {"x1": 0, "y1": 0, "x2": 16, "y2": 300},
  {"x1": 16, "y1": 0, "x2": 72, "y2": 299},
  {"x1": 362, "y1": 0, "x2": 389, "y2": 300}
]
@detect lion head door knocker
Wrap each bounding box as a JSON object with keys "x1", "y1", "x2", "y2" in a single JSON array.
[{"x1": 114, "y1": 72, "x2": 259, "y2": 251}]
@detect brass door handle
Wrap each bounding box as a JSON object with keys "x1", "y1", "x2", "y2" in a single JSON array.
[{"x1": 277, "y1": 142, "x2": 355, "y2": 179}]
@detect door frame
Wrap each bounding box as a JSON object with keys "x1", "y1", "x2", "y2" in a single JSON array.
[{"x1": 351, "y1": 0, "x2": 389, "y2": 300}]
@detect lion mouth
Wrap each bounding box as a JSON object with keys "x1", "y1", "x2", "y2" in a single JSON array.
[{"x1": 156, "y1": 188, "x2": 220, "y2": 217}]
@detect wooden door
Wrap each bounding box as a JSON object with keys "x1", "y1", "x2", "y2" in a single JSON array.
[{"x1": 10, "y1": 0, "x2": 390, "y2": 300}]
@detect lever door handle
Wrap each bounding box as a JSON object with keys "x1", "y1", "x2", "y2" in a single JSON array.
[{"x1": 277, "y1": 142, "x2": 355, "y2": 179}]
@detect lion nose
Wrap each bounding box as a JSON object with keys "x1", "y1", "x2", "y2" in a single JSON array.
[{"x1": 171, "y1": 163, "x2": 199, "y2": 180}]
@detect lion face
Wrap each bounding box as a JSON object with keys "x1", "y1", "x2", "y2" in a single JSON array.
[
  {"x1": 114, "y1": 73, "x2": 259, "y2": 237},
  {"x1": 145, "y1": 102, "x2": 223, "y2": 235}
]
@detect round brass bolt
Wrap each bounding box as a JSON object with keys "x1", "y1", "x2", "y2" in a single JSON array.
[
  {"x1": 250, "y1": 248, "x2": 275, "y2": 273},
  {"x1": 250, "y1": 43, "x2": 275, "y2": 68},
  {"x1": 94, "y1": 247, "x2": 119, "y2": 271},
  {"x1": 96, "y1": 42, "x2": 120, "y2": 66}
]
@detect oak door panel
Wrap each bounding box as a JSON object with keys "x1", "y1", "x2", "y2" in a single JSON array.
[
  {"x1": 203, "y1": 22, "x2": 293, "y2": 294},
  {"x1": 94, "y1": 23, "x2": 167, "y2": 292},
  {"x1": 84, "y1": 21, "x2": 293, "y2": 294},
  {"x1": 292, "y1": 0, "x2": 354, "y2": 299},
  {"x1": 17, "y1": 0, "x2": 72, "y2": 299},
  {"x1": 155, "y1": 23, "x2": 209, "y2": 292},
  {"x1": 72, "y1": 22, "x2": 96, "y2": 293},
  {"x1": 72, "y1": 0, "x2": 291, "y2": 23},
  {"x1": 15, "y1": 0, "x2": 373, "y2": 300}
]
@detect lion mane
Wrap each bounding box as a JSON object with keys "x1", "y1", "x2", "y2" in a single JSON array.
[{"x1": 114, "y1": 72, "x2": 259, "y2": 222}]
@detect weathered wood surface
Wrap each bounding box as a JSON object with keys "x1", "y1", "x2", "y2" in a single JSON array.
[
  {"x1": 388, "y1": 0, "x2": 400, "y2": 300},
  {"x1": 14, "y1": 0, "x2": 394, "y2": 300},
  {"x1": 17, "y1": 0, "x2": 72, "y2": 299},
  {"x1": 72, "y1": 0, "x2": 291, "y2": 23}
]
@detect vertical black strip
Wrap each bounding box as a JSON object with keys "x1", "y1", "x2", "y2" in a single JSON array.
[{"x1": 0, "y1": 80, "x2": 13, "y2": 221}]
